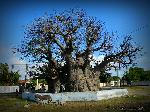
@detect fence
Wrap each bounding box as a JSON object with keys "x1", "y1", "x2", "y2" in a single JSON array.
[{"x1": 0, "y1": 86, "x2": 19, "y2": 93}]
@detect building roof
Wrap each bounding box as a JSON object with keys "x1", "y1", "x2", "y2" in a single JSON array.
[{"x1": 18, "y1": 80, "x2": 28, "y2": 84}]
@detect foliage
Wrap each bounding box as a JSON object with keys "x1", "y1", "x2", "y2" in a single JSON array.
[
  {"x1": 99, "y1": 71, "x2": 111, "y2": 83},
  {"x1": 16, "y1": 8, "x2": 142, "y2": 92},
  {"x1": 31, "y1": 78, "x2": 48, "y2": 86},
  {"x1": 141, "y1": 70, "x2": 150, "y2": 81},
  {"x1": 111, "y1": 76, "x2": 120, "y2": 81},
  {"x1": 124, "y1": 67, "x2": 150, "y2": 82},
  {"x1": 99, "y1": 72, "x2": 120, "y2": 83},
  {"x1": 0, "y1": 63, "x2": 20, "y2": 86}
]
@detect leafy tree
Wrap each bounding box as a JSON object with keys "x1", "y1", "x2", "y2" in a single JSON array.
[
  {"x1": 124, "y1": 67, "x2": 150, "y2": 82},
  {"x1": 99, "y1": 71, "x2": 111, "y2": 83},
  {"x1": 0, "y1": 63, "x2": 20, "y2": 86},
  {"x1": 16, "y1": 8, "x2": 142, "y2": 92},
  {"x1": 125, "y1": 67, "x2": 144, "y2": 82},
  {"x1": 142, "y1": 70, "x2": 150, "y2": 81},
  {"x1": 99, "y1": 73, "x2": 120, "y2": 83},
  {"x1": 111, "y1": 76, "x2": 120, "y2": 81}
]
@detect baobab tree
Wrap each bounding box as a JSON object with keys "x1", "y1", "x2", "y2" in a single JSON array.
[{"x1": 17, "y1": 8, "x2": 142, "y2": 92}]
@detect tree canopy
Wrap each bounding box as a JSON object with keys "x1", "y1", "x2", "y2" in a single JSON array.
[
  {"x1": 99, "y1": 71, "x2": 111, "y2": 83},
  {"x1": 124, "y1": 67, "x2": 150, "y2": 82},
  {"x1": 0, "y1": 63, "x2": 20, "y2": 86},
  {"x1": 16, "y1": 8, "x2": 142, "y2": 92}
]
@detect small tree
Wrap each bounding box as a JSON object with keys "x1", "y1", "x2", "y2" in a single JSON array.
[
  {"x1": 124, "y1": 67, "x2": 150, "y2": 82},
  {"x1": 111, "y1": 76, "x2": 120, "y2": 81},
  {"x1": 0, "y1": 63, "x2": 20, "y2": 86},
  {"x1": 142, "y1": 70, "x2": 150, "y2": 81},
  {"x1": 99, "y1": 71, "x2": 111, "y2": 83}
]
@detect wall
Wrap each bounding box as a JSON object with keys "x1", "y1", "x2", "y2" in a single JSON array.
[
  {"x1": 99, "y1": 83, "x2": 106, "y2": 87},
  {"x1": 97, "y1": 89, "x2": 128, "y2": 100},
  {"x1": 131, "y1": 81, "x2": 150, "y2": 86},
  {"x1": 22, "y1": 89, "x2": 128, "y2": 103},
  {"x1": 0, "y1": 86, "x2": 19, "y2": 93},
  {"x1": 110, "y1": 80, "x2": 120, "y2": 87}
]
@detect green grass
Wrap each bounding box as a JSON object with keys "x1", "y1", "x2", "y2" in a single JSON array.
[{"x1": 0, "y1": 86, "x2": 150, "y2": 112}]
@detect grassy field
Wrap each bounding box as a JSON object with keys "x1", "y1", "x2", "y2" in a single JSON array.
[{"x1": 0, "y1": 86, "x2": 150, "y2": 112}]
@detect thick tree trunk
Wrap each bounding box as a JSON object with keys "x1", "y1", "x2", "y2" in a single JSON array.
[
  {"x1": 64, "y1": 55, "x2": 76, "y2": 92},
  {"x1": 64, "y1": 56, "x2": 100, "y2": 92},
  {"x1": 47, "y1": 78, "x2": 57, "y2": 93}
]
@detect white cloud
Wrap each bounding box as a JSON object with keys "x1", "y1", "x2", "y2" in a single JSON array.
[{"x1": 7, "y1": 56, "x2": 27, "y2": 80}]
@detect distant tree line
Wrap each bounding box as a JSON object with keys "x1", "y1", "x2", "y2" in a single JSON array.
[
  {"x1": 123, "y1": 67, "x2": 150, "y2": 82},
  {"x1": 0, "y1": 63, "x2": 20, "y2": 86}
]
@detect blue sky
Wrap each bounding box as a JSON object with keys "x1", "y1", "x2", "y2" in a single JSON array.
[{"x1": 0, "y1": 0, "x2": 150, "y2": 79}]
